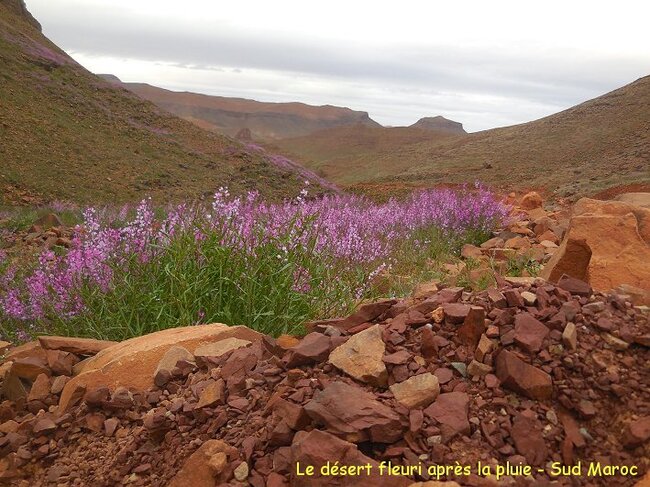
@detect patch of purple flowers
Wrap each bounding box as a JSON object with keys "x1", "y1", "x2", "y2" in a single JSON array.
[{"x1": 0, "y1": 185, "x2": 509, "y2": 327}]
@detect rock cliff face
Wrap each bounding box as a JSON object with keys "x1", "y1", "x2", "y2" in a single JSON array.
[{"x1": 410, "y1": 116, "x2": 466, "y2": 134}]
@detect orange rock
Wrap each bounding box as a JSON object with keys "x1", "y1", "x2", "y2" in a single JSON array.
[
  {"x1": 27, "y1": 373, "x2": 51, "y2": 402},
  {"x1": 3, "y1": 341, "x2": 46, "y2": 362},
  {"x1": 538, "y1": 229, "x2": 559, "y2": 244},
  {"x1": 276, "y1": 335, "x2": 300, "y2": 349},
  {"x1": 615, "y1": 192, "x2": 650, "y2": 209},
  {"x1": 573, "y1": 197, "x2": 650, "y2": 244},
  {"x1": 526, "y1": 207, "x2": 547, "y2": 221},
  {"x1": 505, "y1": 236, "x2": 531, "y2": 250},
  {"x1": 59, "y1": 324, "x2": 262, "y2": 412},
  {"x1": 168, "y1": 439, "x2": 238, "y2": 486},
  {"x1": 542, "y1": 207, "x2": 650, "y2": 291},
  {"x1": 38, "y1": 336, "x2": 117, "y2": 355},
  {"x1": 520, "y1": 191, "x2": 543, "y2": 210}
]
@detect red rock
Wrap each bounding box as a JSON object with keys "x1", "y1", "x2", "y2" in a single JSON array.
[
  {"x1": 423, "y1": 392, "x2": 470, "y2": 441},
  {"x1": 285, "y1": 333, "x2": 331, "y2": 367},
  {"x1": 45, "y1": 349, "x2": 77, "y2": 376},
  {"x1": 576, "y1": 400, "x2": 596, "y2": 419},
  {"x1": 511, "y1": 410, "x2": 548, "y2": 466},
  {"x1": 513, "y1": 313, "x2": 550, "y2": 353},
  {"x1": 304, "y1": 381, "x2": 404, "y2": 443},
  {"x1": 557, "y1": 275, "x2": 593, "y2": 297},
  {"x1": 434, "y1": 368, "x2": 453, "y2": 384},
  {"x1": 268, "y1": 397, "x2": 310, "y2": 430},
  {"x1": 382, "y1": 350, "x2": 411, "y2": 365},
  {"x1": 9, "y1": 357, "x2": 50, "y2": 381},
  {"x1": 457, "y1": 306, "x2": 486, "y2": 347},
  {"x1": 442, "y1": 303, "x2": 470, "y2": 324},
  {"x1": 495, "y1": 350, "x2": 553, "y2": 400},
  {"x1": 154, "y1": 346, "x2": 195, "y2": 387},
  {"x1": 32, "y1": 418, "x2": 56, "y2": 435},
  {"x1": 558, "y1": 409, "x2": 586, "y2": 448},
  {"x1": 623, "y1": 417, "x2": 650, "y2": 448},
  {"x1": 85, "y1": 413, "x2": 105, "y2": 432},
  {"x1": 84, "y1": 386, "x2": 110, "y2": 407},
  {"x1": 336, "y1": 299, "x2": 396, "y2": 331},
  {"x1": 289, "y1": 429, "x2": 410, "y2": 486},
  {"x1": 487, "y1": 288, "x2": 507, "y2": 308},
  {"x1": 104, "y1": 417, "x2": 120, "y2": 436},
  {"x1": 461, "y1": 244, "x2": 483, "y2": 259},
  {"x1": 485, "y1": 374, "x2": 500, "y2": 388},
  {"x1": 420, "y1": 327, "x2": 437, "y2": 360},
  {"x1": 542, "y1": 202, "x2": 650, "y2": 291},
  {"x1": 503, "y1": 289, "x2": 524, "y2": 308}
]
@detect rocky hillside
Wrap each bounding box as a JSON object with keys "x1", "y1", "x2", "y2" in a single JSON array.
[
  {"x1": 276, "y1": 77, "x2": 650, "y2": 199},
  {"x1": 0, "y1": 1, "x2": 325, "y2": 205},
  {"x1": 100, "y1": 77, "x2": 381, "y2": 141},
  {"x1": 410, "y1": 116, "x2": 466, "y2": 134}
]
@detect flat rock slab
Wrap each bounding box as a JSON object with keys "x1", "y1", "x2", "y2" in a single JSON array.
[
  {"x1": 38, "y1": 336, "x2": 118, "y2": 355},
  {"x1": 59, "y1": 324, "x2": 262, "y2": 412},
  {"x1": 304, "y1": 381, "x2": 404, "y2": 443},
  {"x1": 329, "y1": 324, "x2": 387, "y2": 387},
  {"x1": 194, "y1": 338, "x2": 251, "y2": 359},
  {"x1": 389, "y1": 372, "x2": 439, "y2": 409}
]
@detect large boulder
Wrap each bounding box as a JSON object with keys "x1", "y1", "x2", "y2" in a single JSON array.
[
  {"x1": 615, "y1": 192, "x2": 650, "y2": 209},
  {"x1": 58, "y1": 324, "x2": 262, "y2": 411},
  {"x1": 573, "y1": 197, "x2": 650, "y2": 243},
  {"x1": 542, "y1": 198, "x2": 650, "y2": 291}
]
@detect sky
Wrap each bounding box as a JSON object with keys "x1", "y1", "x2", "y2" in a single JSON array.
[{"x1": 27, "y1": 0, "x2": 650, "y2": 132}]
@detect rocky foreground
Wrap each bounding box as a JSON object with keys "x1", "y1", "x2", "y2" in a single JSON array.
[{"x1": 0, "y1": 274, "x2": 648, "y2": 486}]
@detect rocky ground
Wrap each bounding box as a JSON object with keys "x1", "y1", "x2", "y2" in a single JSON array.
[
  {"x1": 0, "y1": 274, "x2": 648, "y2": 486},
  {"x1": 0, "y1": 192, "x2": 648, "y2": 486}
]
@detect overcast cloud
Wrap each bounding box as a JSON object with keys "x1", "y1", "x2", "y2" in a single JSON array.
[{"x1": 27, "y1": 0, "x2": 650, "y2": 132}]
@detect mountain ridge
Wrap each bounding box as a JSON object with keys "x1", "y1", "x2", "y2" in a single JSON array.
[
  {"x1": 99, "y1": 76, "x2": 382, "y2": 141},
  {"x1": 276, "y1": 75, "x2": 650, "y2": 199}
]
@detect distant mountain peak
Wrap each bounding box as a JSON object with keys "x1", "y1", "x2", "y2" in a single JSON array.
[{"x1": 410, "y1": 116, "x2": 466, "y2": 134}]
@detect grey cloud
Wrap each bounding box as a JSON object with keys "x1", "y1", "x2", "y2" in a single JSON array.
[{"x1": 29, "y1": 2, "x2": 650, "y2": 130}]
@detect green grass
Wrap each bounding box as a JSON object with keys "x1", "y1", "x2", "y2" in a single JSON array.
[{"x1": 29, "y1": 224, "x2": 363, "y2": 341}]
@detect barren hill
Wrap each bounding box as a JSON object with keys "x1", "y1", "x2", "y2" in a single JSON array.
[
  {"x1": 276, "y1": 77, "x2": 650, "y2": 199},
  {"x1": 410, "y1": 115, "x2": 466, "y2": 134},
  {"x1": 0, "y1": 1, "x2": 324, "y2": 205},
  {"x1": 273, "y1": 124, "x2": 466, "y2": 184},
  {"x1": 99, "y1": 77, "x2": 381, "y2": 141}
]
